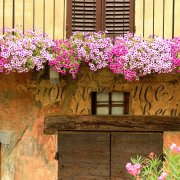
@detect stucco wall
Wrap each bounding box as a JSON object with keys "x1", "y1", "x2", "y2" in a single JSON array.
[
  {"x1": 0, "y1": 67, "x2": 179, "y2": 179},
  {"x1": 0, "y1": 0, "x2": 179, "y2": 179},
  {"x1": 135, "y1": 0, "x2": 180, "y2": 38},
  {"x1": 0, "y1": 0, "x2": 66, "y2": 39},
  {"x1": 1, "y1": 0, "x2": 180, "y2": 39}
]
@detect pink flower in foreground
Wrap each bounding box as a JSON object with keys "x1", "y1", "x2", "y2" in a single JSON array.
[
  {"x1": 170, "y1": 143, "x2": 180, "y2": 153},
  {"x1": 126, "y1": 162, "x2": 141, "y2": 176},
  {"x1": 158, "y1": 172, "x2": 167, "y2": 180},
  {"x1": 170, "y1": 143, "x2": 177, "y2": 150},
  {"x1": 176, "y1": 147, "x2": 180, "y2": 152}
]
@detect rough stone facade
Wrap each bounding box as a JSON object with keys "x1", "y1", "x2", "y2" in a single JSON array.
[{"x1": 0, "y1": 67, "x2": 179, "y2": 180}]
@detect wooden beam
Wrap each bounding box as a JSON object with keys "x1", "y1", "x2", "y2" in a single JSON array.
[{"x1": 44, "y1": 115, "x2": 180, "y2": 134}]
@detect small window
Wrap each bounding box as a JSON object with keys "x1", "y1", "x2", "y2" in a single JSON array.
[{"x1": 92, "y1": 92, "x2": 130, "y2": 115}]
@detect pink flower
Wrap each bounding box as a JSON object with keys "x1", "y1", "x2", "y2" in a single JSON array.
[
  {"x1": 126, "y1": 162, "x2": 141, "y2": 176},
  {"x1": 170, "y1": 143, "x2": 180, "y2": 153},
  {"x1": 158, "y1": 172, "x2": 167, "y2": 180},
  {"x1": 170, "y1": 143, "x2": 177, "y2": 150},
  {"x1": 176, "y1": 147, "x2": 180, "y2": 152}
]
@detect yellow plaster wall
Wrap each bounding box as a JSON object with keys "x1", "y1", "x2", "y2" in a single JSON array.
[
  {"x1": 135, "y1": 0, "x2": 180, "y2": 38},
  {"x1": 0, "y1": 0, "x2": 66, "y2": 39},
  {"x1": 0, "y1": 1, "x2": 179, "y2": 179},
  {"x1": 1, "y1": 0, "x2": 179, "y2": 39}
]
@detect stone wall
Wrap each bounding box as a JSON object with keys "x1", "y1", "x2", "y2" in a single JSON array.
[{"x1": 0, "y1": 67, "x2": 179, "y2": 180}]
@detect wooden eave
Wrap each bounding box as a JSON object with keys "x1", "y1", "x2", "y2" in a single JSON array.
[{"x1": 44, "y1": 115, "x2": 180, "y2": 134}]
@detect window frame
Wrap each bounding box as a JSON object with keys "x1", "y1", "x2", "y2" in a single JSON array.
[
  {"x1": 66, "y1": 0, "x2": 135, "y2": 38},
  {"x1": 91, "y1": 92, "x2": 130, "y2": 115}
]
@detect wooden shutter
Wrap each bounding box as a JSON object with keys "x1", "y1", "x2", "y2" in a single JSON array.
[
  {"x1": 66, "y1": 0, "x2": 135, "y2": 37},
  {"x1": 104, "y1": 0, "x2": 134, "y2": 36},
  {"x1": 111, "y1": 132, "x2": 163, "y2": 179},
  {"x1": 58, "y1": 132, "x2": 110, "y2": 179},
  {"x1": 66, "y1": 0, "x2": 97, "y2": 38}
]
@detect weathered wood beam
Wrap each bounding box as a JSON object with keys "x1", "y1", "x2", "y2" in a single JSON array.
[{"x1": 44, "y1": 115, "x2": 180, "y2": 134}]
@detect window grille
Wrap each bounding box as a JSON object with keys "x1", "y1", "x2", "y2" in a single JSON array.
[{"x1": 91, "y1": 92, "x2": 130, "y2": 115}]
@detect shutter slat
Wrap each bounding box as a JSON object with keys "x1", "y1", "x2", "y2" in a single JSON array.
[
  {"x1": 69, "y1": 0, "x2": 133, "y2": 35},
  {"x1": 105, "y1": 0, "x2": 131, "y2": 36},
  {"x1": 71, "y1": 0, "x2": 96, "y2": 32}
]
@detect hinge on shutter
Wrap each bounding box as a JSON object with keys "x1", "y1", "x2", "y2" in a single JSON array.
[{"x1": 54, "y1": 152, "x2": 59, "y2": 160}]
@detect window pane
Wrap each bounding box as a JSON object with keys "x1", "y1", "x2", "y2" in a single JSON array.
[
  {"x1": 97, "y1": 92, "x2": 109, "y2": 102},
  {"x1": 112, "y1": 92, "x2": 124, "y2": 102},
  {"x1": 112, "y1": 107, "x2": 124, "y2": 115},
  {"x1": 96, "y1": 107, "x2": 109, "y2": 115}
]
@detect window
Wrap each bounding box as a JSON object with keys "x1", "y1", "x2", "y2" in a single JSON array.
[
  {"x1": 66, "y1": 0, "x2": 135, "y2": 37},
  {"x1": 92, "y1": 92, "x2": 130, "y2": 115}
]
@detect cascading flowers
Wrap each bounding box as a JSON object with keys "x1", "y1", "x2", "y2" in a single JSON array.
[
  {"x1": 0, "y1": 28, "x2": 54, "y2": 73},
  {"x1": 108, "y1": 37, "x2": 128, "y2": 74},
  {"x1": 0, "y1": 28, "x2": 179, "y2": 80},
  {"x1": 115, "y1": 33, "x2": 174, "y2": 81},
  {"x1": 171, "y1": 37, "x2": 180, "y2": 72},
  {"x1": 72, "y1": 31, "x2": 113, "y2": 71},
  {"x1": 49, "y1": 38, "x2": 81, "y2": 79}
]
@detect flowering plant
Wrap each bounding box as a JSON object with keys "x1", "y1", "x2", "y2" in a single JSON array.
[
  {"x1": 0, "y1": 28, "x2": 54, "y2": 73},
  {"x1": 126, "y1": 143, "x2": 180, "y2": 180},
  {"x1": 108, "y1": 38, "x2": 128, "y2": 74},
  {"x1": 116, "y1": 33, "x2": 175, "y2": 81},
  {"x1": 49, "y1": 38, "x2": 81, "y2": 79},
  {"x1": 0, "y1": 56, "x2": 6, "y2": 73},
  {"x1": 0, "y1": 28, "x2": 179, "y2": 79},
  {"x1": 72, "y1": 31, "x2": 113, "y2": 71},
  {"x1": 171, "y1": 37, "x2": 180, "y2": 72}
]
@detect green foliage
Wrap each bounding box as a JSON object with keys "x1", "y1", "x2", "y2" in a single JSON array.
[
  {"x1": 164, "y1": 149, "x2": 180, "y2": 180},
  {"x1": 126, "y1": 145, "x2": 180, "y2": 180}
]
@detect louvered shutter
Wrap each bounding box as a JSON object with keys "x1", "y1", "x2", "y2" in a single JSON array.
[
  {"x1": 66, "y1": 0, "x2": 97, "y2": 37},
  {"x1": 66, "y1": 0, "x2": 135, "y2": 37},
  {"x1": 105, "y1": 0, "x2": 132, "y2": 36}
]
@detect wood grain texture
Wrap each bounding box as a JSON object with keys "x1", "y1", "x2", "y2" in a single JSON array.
[
  {"x1": 111, "y1": 132, "x2": 163, "y2": 180},
  {"x1": 44, "y1": 115, "x2": 180, "y2": 134},
  {"x1": 58, "y1": 132, "x2": 110, "y2": 180}
]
